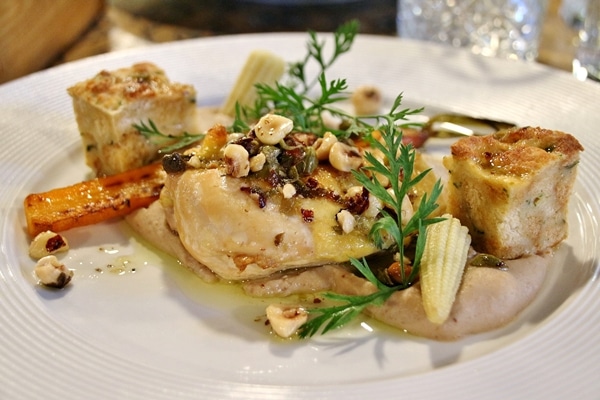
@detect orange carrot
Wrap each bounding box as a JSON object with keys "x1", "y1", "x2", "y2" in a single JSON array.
[{"x1": 24, "y1": 162, "x2": 164, "y2": 237}]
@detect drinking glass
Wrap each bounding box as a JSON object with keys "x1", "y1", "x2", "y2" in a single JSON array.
[
  {"x1": 573, "y1": 0, "x2": 600, "y2": 82},
  {"x1": 397, "y1": 0, "x2": 548, "y2": 61}
]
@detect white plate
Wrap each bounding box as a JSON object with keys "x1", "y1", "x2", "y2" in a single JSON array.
[{"x1": 1, "y1": 34, "x2": 599, "y2": 400}]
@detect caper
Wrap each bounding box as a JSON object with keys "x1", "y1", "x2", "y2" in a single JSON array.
[
  {"x1": 469, "y1": 254, "x2": 507, "y2": 270},
  {"x1": 162, "y1": 153, "x2": 187, "y2": 174}
]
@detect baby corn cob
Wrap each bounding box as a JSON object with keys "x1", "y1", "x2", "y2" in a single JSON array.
[
  {"x1": 420, "y1": 214, "x2": 471, "y2": 324},
  {"x1": 221, "y1": 49, "x2": 286, "y2": 117}
]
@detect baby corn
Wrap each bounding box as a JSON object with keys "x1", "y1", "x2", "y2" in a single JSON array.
[
  {"x1": 221, "y1": 50, "x2": 286, "y2": 117},
  {"x1": 420, "y1": 214, "x2": 471, "y2": 324}
]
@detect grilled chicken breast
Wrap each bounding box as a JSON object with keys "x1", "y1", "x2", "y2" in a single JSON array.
[
  {"x1": 162, "y1": 162, "x2": 380, "y2": 281},
  {"x1": 151, "y1": 117, "x2": 442, "y2": 281}
]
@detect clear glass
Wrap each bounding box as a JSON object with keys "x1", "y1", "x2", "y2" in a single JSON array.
[
  {"x1": 397, "y1": 0, "x2": 547, "y2": 61},
  {"x1": 573, "y1": 0, "x2": 600, "y2": 82}
]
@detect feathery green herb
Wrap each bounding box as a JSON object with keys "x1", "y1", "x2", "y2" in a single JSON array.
[
  {"x1": 133, "y1": 119, "x2": 204, "y2": 153},
  {"x1": 239, "y1": 20, "x2": 357, "y2": 122},
  {"x1": 299, "y1": 257, "x2": 398, "y2": 338},
  {"x1": 355, "y1": 98, "x2": 444, "y2": 283},
  {"x1": 298, "y1": 98, "x2": 443, "y2": 338},
  {"x1": 233, "y1": 20, "x2": 406, "y2": 138}
]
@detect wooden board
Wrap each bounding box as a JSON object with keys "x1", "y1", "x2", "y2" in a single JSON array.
[{"x1": 0, "y1": 0, "x2": 104, "y2": 83}]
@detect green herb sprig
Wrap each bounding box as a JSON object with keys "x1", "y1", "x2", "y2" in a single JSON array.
[
  {"x1": 235, "y1": 21, "x2": 367, "y2": 137},
  {"x1": 291, "y1": 20, "x2": 358, "y2": 94},
  {"x1": 298, "y1": 99, "x2": 443, "y2": 338},
  {"x1": 133, "y1": 119, "x2": 204, "y2": 153},
  {"x1": 299, "y1": 257, "x2": 398, "y2": 338},
  {"x1": 355, "y1": 96, "x2": 444, "y2": 283}
]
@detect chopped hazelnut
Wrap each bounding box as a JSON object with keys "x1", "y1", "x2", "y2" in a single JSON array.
[
  {"x1": 313, "y1": 131, "x2": 338, "y2": 160},
  {"x1": 282, "y1": 183, "x2": 296, "y2": 199},
  {"x1": 266, "y1": 304, "x2": 308, "y2": 338},
  {"x1": 336, "y1": 209, "x2": 356, "y2": 233},
  {"x1": 328, "y1": 142, "x2": 363, "y2": 172},
  {"x1": 34, "y1": 255, "x2": 73, "y2": 289},
  {"x1": 29, "y1": 230, "x2": 69, "y2": 259},
  {"x1": 249, "y1": 152, "x2": 267, "y2": 172},
  {"x1": 223, "y1": 143, "x2": 250, "y2": 177},
  {"x1": 364, "y1": 194, "x2": 383, "y2": 218},
  {"x1": 351, "y1": 85, "x2": 382, "y2": 116},
  {"x1": 254, "y1": 114, "x2": 293, "y2": 145}
]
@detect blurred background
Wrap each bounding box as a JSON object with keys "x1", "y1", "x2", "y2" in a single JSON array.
[{"x1": 0, "y1": 0, "x2": 586, "y2": 84}]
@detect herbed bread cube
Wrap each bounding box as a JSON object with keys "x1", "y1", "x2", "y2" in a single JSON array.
[
  {"x1": 443, "y1": 126, "x2": 583, "y2": 259},
  {"x1": 68, "y1": 62, "x2": 196, "y2": 176}
]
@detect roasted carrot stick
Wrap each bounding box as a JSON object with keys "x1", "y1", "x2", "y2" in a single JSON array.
[{"x1": 24, "y1": 162, "x2": 164, "y2": 237}]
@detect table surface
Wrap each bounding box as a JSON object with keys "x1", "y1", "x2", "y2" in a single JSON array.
[{"x1": 23, "y1": 0, "x2": 583, "y2": 80}]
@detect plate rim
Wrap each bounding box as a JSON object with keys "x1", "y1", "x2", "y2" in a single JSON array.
[{"x1": 1, "y1": 33, "x2": 599, "y2": 400}]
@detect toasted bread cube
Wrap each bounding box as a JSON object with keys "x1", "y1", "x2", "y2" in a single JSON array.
[
  {"x1": 443, "y1": 126, "x2": 583, "y2": 259},
  {"x1": 68, "y1": 62, "x2": 196, "y2": 176}
]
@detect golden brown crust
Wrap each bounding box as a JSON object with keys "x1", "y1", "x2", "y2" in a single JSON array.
[
  {"x1": 444, "y1": 127, "x2": 583, "y2": 259},
  {"x1": 67, "y1": 62, "x2": 193, "y2": 110},
  {"x1": 68, "y1": 62, "x2": 197, "y2": 176},
  {"x1": 449, "y1": 126, "x2": 583, "y2": 176}
]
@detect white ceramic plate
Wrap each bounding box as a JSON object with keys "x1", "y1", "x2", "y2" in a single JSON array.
[{"x1": 1, "y1": 34, "x2": 599, "y2": 400}]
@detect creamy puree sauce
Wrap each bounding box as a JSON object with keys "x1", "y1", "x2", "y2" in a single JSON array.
[
  {"x1": 126, "y1": 106, "x2": 553, "y2": 341},
  {"x1": 242, "y1": 255, "x2": 549, "y2": 341}
]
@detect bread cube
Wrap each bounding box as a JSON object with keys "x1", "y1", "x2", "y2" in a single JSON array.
[
  {"x1": 443, "y1": 126, "x2": 583, "y2": 259},
  {"x1": 68, "y1": 62, "x2": 196, "y2": 176}
]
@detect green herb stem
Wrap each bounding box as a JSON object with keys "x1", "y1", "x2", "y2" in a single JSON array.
[{"x1": 133, "y1": 119, "x2": 205, "y2": 153}]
